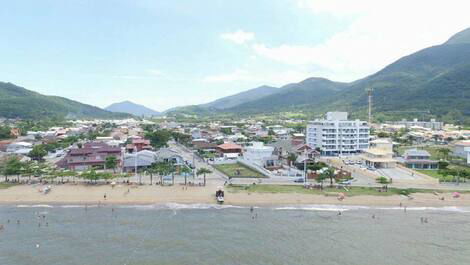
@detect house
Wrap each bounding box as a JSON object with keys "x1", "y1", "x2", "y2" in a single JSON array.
[
  {"x1": 401, "y1": 149, "x2": 438, "y2": 170},
  {"x1": 126, "y1": 138, "x2": 152, "y2": 153},
  {"x1": 361, "y1": 139, "x2": 397, "y2": 168},
  {"x1": 192, "y1": 140, "x2": 218, "y2": 152},
  {"x1": 216, "y1": 142, "x2": 243, "y2": 159},
  {"x1": 307, "y1": 112, "x2": 370, "y2": 156},
  {"x1": 6, "y1": 142, "x2": 33, "y2": 155},
  {"x1": 243, "y1": 142, "x2": 280, "y2": 168},
  {"x1": 453, "y1": 140, "x2": 470, "y2": 164},
  {"x1": 57, "y1": 142, "x2": 122, "y2": 171},
  {"x1": 122, "y1": 150, "x2": 157, "y2": 172},
  {"x1": 155, "y1": 148, "x2": 184, "y2": 165}
]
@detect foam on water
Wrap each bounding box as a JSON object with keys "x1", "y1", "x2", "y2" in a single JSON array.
[
  {"x1": 11, "y1": 203, "x2": 470, "y2": 213},
  {"x1": 16, "y1": 204, "x2": 54, "y2": 208},
  {"x1": 118, "y1": 203, "x2": 247, "y2": 210},
  {"x1": 274, "y1": 204, "x2": 470, "y2": 213},
  {"x1": 275, "y1": 205, "x2": 370, "y2": 212}
]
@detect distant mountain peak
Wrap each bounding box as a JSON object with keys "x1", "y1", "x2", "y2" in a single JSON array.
[
  {"x1": 105, "y1": 101, "x2": 160, "y2": 117},
  {"x1": 445, "y1": 27, "x2": 470, "y2": 45}
]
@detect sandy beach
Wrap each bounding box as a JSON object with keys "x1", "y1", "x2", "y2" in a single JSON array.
[{"x1": 1, "y1": 183, "x2": 470, "y2": 207}]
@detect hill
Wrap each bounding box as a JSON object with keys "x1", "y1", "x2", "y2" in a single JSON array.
[
  {"x1": 201, "y1": 85, "x2": 280, "y2": 109},
  {"x1": 169, "y1": 27, "x2": 470, "y2": 124},
  {"x1": 105, "y1": 101, "x2": 160, "y2": 117},
  {"x1": 0, "y1": 82, "x2": 131, "y2": 119}
]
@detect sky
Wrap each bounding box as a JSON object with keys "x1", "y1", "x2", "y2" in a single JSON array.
[{"x1": 1, "y1": 0, "x2": 470, "y2": 111}]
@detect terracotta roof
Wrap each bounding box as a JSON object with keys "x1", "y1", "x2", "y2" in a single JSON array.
[{"x1": 217, "y1": 143, "x2": 242, "y2": 150}]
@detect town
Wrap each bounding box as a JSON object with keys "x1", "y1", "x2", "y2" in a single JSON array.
[{"x1": 1, "y1": 111, "x2": 469, "y2": 204}]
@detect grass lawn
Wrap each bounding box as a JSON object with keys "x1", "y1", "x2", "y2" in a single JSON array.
[
  {"x1": 416, "y1": 170, "x2": 442, "y2": 178},
  {"x1": 214, "y1": 163, "x2": 266, "y2": 178},
  {"x1": 0, "y1": 183, "x2": 16, "y2": 189},
  {"x1": 227, "y1": 184, "x2": 467, "y2": 196}
]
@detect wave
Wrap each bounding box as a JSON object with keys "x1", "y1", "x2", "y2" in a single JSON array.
[
  {"x1": 118, "y1": 203, "x2": 247, "y2": 210},
  {"x1": 275, "y1": 205, "x2": 370, "y2": 212},
  {"x1": 17, "y1": 204, "x2": 54, "y2": 208},
  {"x1": 274, "y1": 205, "x2": 470, "y2": 213}
]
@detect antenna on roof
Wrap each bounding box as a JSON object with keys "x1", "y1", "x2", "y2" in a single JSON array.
[{"x1": 366, "y1": 87, "x2": 373, "y2": 124}]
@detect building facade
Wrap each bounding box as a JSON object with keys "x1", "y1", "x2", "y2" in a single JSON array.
[{"x1": 307, "y1": 112, "x2": 369, "y2": 156}]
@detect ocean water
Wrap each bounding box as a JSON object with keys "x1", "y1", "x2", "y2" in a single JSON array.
[{"x1": 1, "y1": 204, "x2": 470, "y2": 265}]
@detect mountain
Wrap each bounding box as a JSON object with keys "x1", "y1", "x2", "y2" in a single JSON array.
[
  {"x1": 445, "y1": 27, "x2": 470, "y2": 45},
  {"x1": 169, "y1": 27, "x2": 470, "y2": 123},
  {"x1": 201, "y1": 85, "x2": 280, "y2": 109},
  {"x1": 227, "y1": 78, "x2": 347, "y2": 113},
  {"x1": 105, "y1": 101, "x2": 160, "y2": 117},
  {"x1": 0, "y1": 82, "x2": 131, "y2": 119}
]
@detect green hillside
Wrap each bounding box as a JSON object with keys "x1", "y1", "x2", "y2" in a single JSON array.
[
  {"x1": 168, "y1": 28, "x2": 470, "y2": 124},
  {"x1": 0, "y1": 82, "x2": 131, "y2": 119}
]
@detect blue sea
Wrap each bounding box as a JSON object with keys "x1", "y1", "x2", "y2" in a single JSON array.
[{"x1": 1, "y1": 204, "x2": 470, "y2": 265}]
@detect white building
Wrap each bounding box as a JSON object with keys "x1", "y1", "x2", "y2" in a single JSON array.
[
  {"x1": 243, "y1": 142, "x2": 278, "y2": 167},
  {"x1": 306, "y1": 112, "x2": 369, "y2": 156},
  {"x1": 453, "y1": 140, "x2": 470, "y2": 164}
]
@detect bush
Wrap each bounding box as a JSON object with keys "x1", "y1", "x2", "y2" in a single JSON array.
[{"x1": 376, "y1": 176, "x2": 390, "y2": 184}]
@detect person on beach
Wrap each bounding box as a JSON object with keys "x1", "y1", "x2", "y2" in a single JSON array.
[{"x1": 104, "y1": 193, "x2": 107, "y2": 200}]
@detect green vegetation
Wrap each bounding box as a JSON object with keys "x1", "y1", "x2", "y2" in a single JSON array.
[
  {"x1": 0, "y1": 183, "x2": 16, "y2": 189},
  {"x1": 145, "y1": 129, "x2": 171, "y2": 148},
  {"x1": 227, "y1": 184, "x2": 468, "y2": 196},
  {"x1": 376, "y1": 176, "x2": 391, "y2": 184},
  {"x1": 214, "y1": 163, "x2": 265, "y2": 178},
  {"x1": 0, "y1": 81, "x2": 131, "y2": 119},
  {"x1": 196, "y1": 167, "x2": 212, "y2": 186},
  {"x1": 0, "y1": 125, "x2": 11, "y2": 140}
]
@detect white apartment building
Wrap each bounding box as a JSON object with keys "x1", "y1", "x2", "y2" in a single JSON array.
[{"x1": 306, "y1": 112, "x2": 370, "y2": 156}]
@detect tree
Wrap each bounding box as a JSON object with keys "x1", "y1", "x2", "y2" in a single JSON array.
[
  {"x1": 196, "y1": 168, "x2": 212, "y2": 186},
  {"x1": 287, "y1": 153, "x2": 297, "y2": 167},
  {"x1": 80, "y1": 169, "x2": 100, "y2": 184},
  {"x1": 154, "y1": 162, "x2": 175, "y2": 186},
  {"x1": 320, "y1": 167, "x2": 336, "y2": 187},
  {"x1": 0, "y1": 126, "x2": 11, "y2": 140},
  {"x1": 437, "y1": 161, "x2": 449, "y2": 170},
  {"x1": 437, "y1": 148, "x2": 451, "y2": 161},
  {"x1": 28, "y1": 145, "x2": 47, "y2": 161},
  {"x1": 105, "y1": 156, "x2": 118, "y2": 173},
  {"x1": 3, "y1": 157, "x2": 23, "y2": 182},
  {"x1": 180, "y1": 165, "x2": 192, "y2": 185},
  {"x1": 145, "y1": 130, "x2": 171, "y2": 148}
]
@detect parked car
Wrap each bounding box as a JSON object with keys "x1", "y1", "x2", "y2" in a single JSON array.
[{"x1": 294, "y1": 178, "x2": 305, "y2": 183}]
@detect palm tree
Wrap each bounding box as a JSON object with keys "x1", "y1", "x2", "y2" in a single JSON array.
[
  {"x1": 320, "y1": 168, "x2": 336, "y2": 187},
  {"x1": 147, "y1": 164, "x2": 159, "y2": 185},
  {"x1": 154, "y1": 162, "x2": 175, "y2": 186},
  {"x1": 196, "y1": 168, "x2": 212, "y2": 186},
  {"x1": 180, "y1": 166, "x2": 192, "y2": 185}
]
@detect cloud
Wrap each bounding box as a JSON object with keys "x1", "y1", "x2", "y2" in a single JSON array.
[
  {"x1": 220, "y1": 30, "x2": 255, "y2": 44},
  {"x1": 147, "y1": 69, "x2": 163, "y2": 76},
  {"x1": 250, "y1": 0, "x2": 470, "y2": 82},
  {"x1": 203, "y1": 69, "x2": 312, "y2": 86}
]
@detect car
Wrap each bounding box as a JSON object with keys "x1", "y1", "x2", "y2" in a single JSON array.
[
  {"x1": 367, "y1": 167, "x2": 377, "y2": 171},
  {"x1": 294, "y1": 178, "x2": 305, "y2": 183}
]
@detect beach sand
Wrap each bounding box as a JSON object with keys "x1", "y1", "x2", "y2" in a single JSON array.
[{"x1": 1, "y1": 183, "x2": 470, "y2": 207}]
